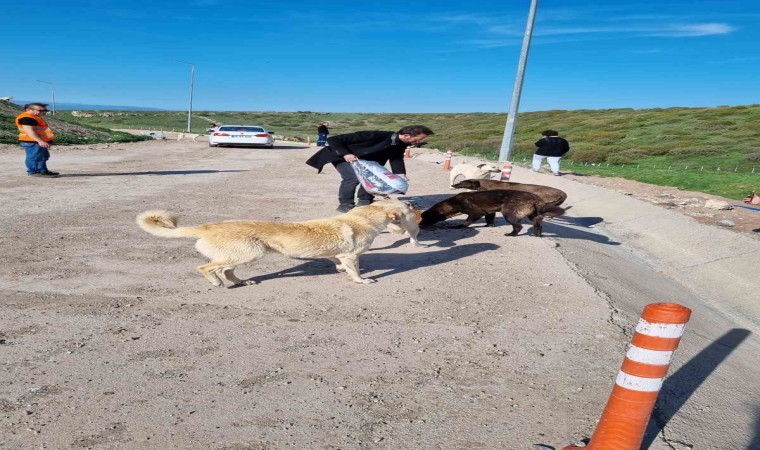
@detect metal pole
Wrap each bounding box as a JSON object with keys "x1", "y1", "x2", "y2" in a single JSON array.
[
  {"x1": 498, "y1": 0, "x2": 539, "y2": 162},
  {"x1": 187, "y1": 64, "x2": 194, "y2": 132},
  {"x1": 172, "y1": 60, "x2": 195, "y2": 132},
  {"x1": 36, "y1": 79, "x2": 56, "y2": 115}
]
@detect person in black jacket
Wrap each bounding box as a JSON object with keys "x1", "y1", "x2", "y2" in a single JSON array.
[
  {"x1": 532, "y1": 129, "x2": 570, "y2": 176},
  {"x1": 306, "y1": 125, "x2": 434, "y2": 212},
  {"x1": 317, "y1": 122, "x2": 329, "y2": 146}
]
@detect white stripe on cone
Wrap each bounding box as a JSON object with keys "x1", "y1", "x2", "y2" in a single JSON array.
[
  {"x1": 615, "y1": 372, "x2": 663, "y2": 392},
  {"x1": 635, "y1": 319, "x2": 686, "y2": 338},
  {"x1": 625, "y1": 345, "x2": 674, "y2": 365}
]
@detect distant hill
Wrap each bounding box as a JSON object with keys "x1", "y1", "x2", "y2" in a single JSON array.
[
  {"x1": 11, "y1": 101, "x2": 160, "y2": 111},
  {"x1": 0, "y1": 100, "x2": 152, "y2": 144}
]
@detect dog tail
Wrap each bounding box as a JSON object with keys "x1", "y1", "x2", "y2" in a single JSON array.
[
  {"x1": 539, "y1": 205, "x2": 566, "y2": 218},
  {"x1": 136, "y1": 211, "x2": 200, "y2": 238}
]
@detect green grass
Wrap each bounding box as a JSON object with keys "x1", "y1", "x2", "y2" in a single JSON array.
[
  {"x1": 550, "y1": 161, "x2": 756, "y2": 199},
  {"x1": 12, "y1": 104, "x2": 760, "y2": 200},
  {"x1": 0, "y1": 102, "x2": 153, "y2": 145}
]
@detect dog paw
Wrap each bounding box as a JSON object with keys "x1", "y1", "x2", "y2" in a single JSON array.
[
  {"x1": 335, "y1": 266, "x2": 347, "y2": 272},
  {"x1": 355, "y1": 278, "x2": 377, "y2": 284}
]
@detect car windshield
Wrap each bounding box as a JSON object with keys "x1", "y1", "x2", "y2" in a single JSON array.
[{"x1": 219, "y1": 126, "x2": 265, "y2": 132}]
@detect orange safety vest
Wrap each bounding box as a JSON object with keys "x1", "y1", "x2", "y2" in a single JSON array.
[{"x1": 15, "y1": 112, "x2": 55, "y2": 142}]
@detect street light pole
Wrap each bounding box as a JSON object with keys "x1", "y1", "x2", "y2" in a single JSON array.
[
  {"x1": 173, "y1": 60, "x2": 195, "y2": 132},
  {"x1": 498, "y1": 0, "x2": 539, "y2": 163},
  {"x1": 36, "y1": 79, "x2": 56, "y2": 115}
]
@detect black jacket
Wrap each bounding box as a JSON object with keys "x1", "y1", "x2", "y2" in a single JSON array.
[
  {"x1": 534, "y1": 136, "x2": 570, "y2": 157},
  {"x1": 305, "y1": 130, "x2": 408, "y2": 174},
  {"x1": 317, "y1": 124, "x2": 329, "y2": 135}
]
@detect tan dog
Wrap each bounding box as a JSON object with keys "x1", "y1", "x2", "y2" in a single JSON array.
[
  {"x1": 449, "y1": 163, "x2": 501, "y2": 188},
  {"x1": 136, "y1": 200, "x2": 423, "y2": 287}
]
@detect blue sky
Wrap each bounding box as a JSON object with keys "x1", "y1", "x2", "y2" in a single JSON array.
[{"x1": 2, "y1": 0, "x2": 758, "y2": 112}]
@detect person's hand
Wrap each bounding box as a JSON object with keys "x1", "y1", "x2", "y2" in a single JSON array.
[
  {"x1": 38, "y1": 141, "x2": 50, "y2": 148},
  {"x1": 344, "y1": 154, "x2": 358, "y2": 163}
]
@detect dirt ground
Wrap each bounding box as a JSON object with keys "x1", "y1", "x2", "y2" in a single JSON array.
[{"x1": 1, "y1": 139, "x2": 758, "y2": 450}]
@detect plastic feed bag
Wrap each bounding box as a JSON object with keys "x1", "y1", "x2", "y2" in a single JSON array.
[{"x1": 350, "y1": 160, "x2": 408, "y2": 195}]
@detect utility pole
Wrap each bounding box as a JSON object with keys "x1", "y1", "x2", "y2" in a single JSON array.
[
  {"x1": 36, "y1": 79, "x2": 56, "y2": 115},
  {"x1": 173, "y1": 60, "x2": 195, "y2": 132},
  {"x1": 498, "y1": 0, "x2": 539, "y2": 162}
]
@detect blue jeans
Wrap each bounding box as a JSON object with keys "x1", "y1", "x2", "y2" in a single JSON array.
[
  {"x1": 21, "y1": 142, "x2": 50, "y2": 174},
  {"x1": 317, "y1": 133, "x2": 328, "y2": 146}
]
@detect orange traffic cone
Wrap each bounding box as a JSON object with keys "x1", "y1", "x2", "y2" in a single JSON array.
[
  {"x1": 442, "y1": 150, "x2": 453, "y2": 171},
  {"x1": 564, "y1": 303, "x2": 692, "y2": 450},
  {"x1": 499, "y1": 162, "x2": 513, "y2": 182}
]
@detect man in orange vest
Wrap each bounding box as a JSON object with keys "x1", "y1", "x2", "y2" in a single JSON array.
[{"x1": 15, "y1": 103, "x2": 59, "y2": 177}]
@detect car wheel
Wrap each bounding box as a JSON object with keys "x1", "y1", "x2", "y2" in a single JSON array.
[{"x1": 209, "y1": 142, "x2": 218, "y2": 147}]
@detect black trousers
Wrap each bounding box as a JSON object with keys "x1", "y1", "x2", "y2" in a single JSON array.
[{"x1": 334, "y1": 161, "x2": 375, "y2": 206}]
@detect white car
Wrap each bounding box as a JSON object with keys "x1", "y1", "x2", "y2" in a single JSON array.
[{"x1": 208, "y1": 125, "x2": 274, "y2": 148}]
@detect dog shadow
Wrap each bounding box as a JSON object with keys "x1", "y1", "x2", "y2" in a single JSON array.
[
  {"x1": 418, "y1": 224, "x2": 481, "y2": 247},
  {"x1": 541, "y1": 219, "x2": 621, "y2": 245},
  {"x1": 244, "y1": 242, "x2": 499, "y2": 284},
  {"x1": 424, "y1": 215, "x2": 619, "y2": 245},
  {"x1": 554, "y1": 215, "x2": 604, "y2": 228},
  {"x1": 397, "y1": 194, "x2": 455, "y2": 209},
  {"x1": 59, "y1": 169, "x2": 249, "y2": 177}
]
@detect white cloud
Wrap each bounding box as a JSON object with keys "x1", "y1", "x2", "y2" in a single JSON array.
[{"x1": 649, "y1": 23, "x2": 736, "y2": 36}]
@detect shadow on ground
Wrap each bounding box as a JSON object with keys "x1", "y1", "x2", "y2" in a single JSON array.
[
  {"x1": 243, "y1": 242, "x2": 499, "y2": 285},
  {"x1": 642, "y1": 328, "x2": 752, "y2": 449},
  {"x1": 60, "y1": 170, "x2": 249, "y2": 177}
]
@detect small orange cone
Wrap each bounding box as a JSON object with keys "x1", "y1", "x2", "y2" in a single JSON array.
[
  {"x1": 442, "y1": 150, "x2": 453, "y2": 171},
  {"x1": 499, "y1": 162, "x2": 513, "y2": 181},
  {"x1": 307, "y1": 136, "x2": 312, "y2": 146},
  {"x1": 564, "y1": 303, "x2": 692, "y2": 450},
  {"x1": 743, "y1": 190, "x2": 758, "y2": 205}
]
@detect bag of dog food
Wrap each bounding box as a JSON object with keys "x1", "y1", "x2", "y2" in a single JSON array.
[{"x1": 350, "y1": 160, "x2": 408, "y2": 195}]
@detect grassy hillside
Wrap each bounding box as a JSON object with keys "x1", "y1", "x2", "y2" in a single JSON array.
[
  {"x1": 15, "y1": 105, "x2": 760, "y2": 199},
  {"x1": 0, "y1": 101, "x2": 151, "y2": 145}
]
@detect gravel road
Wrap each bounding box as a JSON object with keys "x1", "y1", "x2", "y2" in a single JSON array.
[{"x1": 0, "y1": 139, "x2": 758, "y2": 449}]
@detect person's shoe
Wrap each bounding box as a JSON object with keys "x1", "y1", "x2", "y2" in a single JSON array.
[
  {"x1": 336, "y1": 203, "x2": 355, "y2": 213},
  {"x1": 29, "y1": 172, "x2": 58, "y2": 178},
  {"x1": 552, "y1": 172, "x2": 561, "y2": 176},
  {"x1": 42, "y1": 170, "x2": 60, "y2": 176},
  {"x1": 355, "y1": 200, "x2": 373, "y2": 207}
]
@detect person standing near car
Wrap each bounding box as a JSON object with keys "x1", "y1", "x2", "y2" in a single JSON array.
[
  {"x1": 305, "y1": 125, "x2": 433, "y2": 212},
  {"x1": 15, "y1": 103, "x2": 59, "y2": 177},
  {"x1": 317, "y1": 122, "x2": 329, "y2": 146},
  {"x1": 532, "y1": 129, "x2": 570, "y2": 176}
]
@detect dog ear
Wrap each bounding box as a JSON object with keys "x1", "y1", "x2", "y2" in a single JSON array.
[
  {"x1": 476, "y1": 164, "x2": 487, "y2": 168},
  {"x1": 387, "y1": 212, "x2": 402, "y2": 224}
]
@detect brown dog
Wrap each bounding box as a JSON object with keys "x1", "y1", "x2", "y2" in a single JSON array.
[
  {"x1": 137, "y1": 200, "x2": 422, "y2": 287},
  {"x1": 419, "y1": 190, "x2": 565, "y2": 237},
  {"x1": 451, "y1": 179, "x2": 567, "y2": 206}
]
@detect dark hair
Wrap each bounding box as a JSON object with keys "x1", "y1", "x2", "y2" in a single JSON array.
[
  {"x1": 399, "y1": 125, "x2": 434, "y2": 136},
  {"x1": 24, "y1": 103, "x2": 48, "y2": 110},
  {"x1": 541, "y1": 130, "x2": 559, "y2": 137}
]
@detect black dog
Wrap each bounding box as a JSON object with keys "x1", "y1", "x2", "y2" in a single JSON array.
[
  {"x1": 451, "y1": 179, "x2": 567, "y2": 207},
  {"x1": 419, "y1": 190, "x2": 565, "y2": 237}
]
